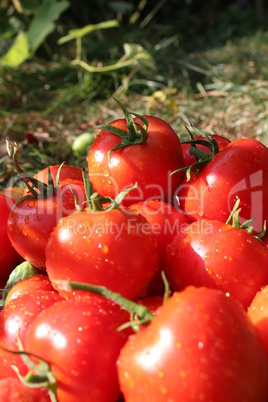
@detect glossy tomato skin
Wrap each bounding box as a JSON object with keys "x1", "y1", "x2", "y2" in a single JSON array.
[
  {"x1": 248, "y1": 285, "x2": 268, "y2": 358},
  {"x1": 0, "y1": 195, "x2": 20, "y2": 280},
  {"x1": 164, "y1": 219, "x2": 268, "y2": 309},
  {"x1": 177, "y1": 138, "x2": 268, "y2": 233},
  {"x1": 24, "y1": 297, "x2": 132, "y2": 402},
  {"x1": 87, "y1": 116, "x2": 185, "y2": 206},
  {"x1": 46, "y1": 207, "x2": 159, "y2": 300},
  {"x1": 0, "y1": 377, "x2": 50, "y2": 402},
  {"x1": 129, "y1": 200, "x2": 190, "y2": 295},
  {"x1": 0, "y1": 291, "x2": 64, "y2": 379},
  {"x1": 7, "y1": 179, "x2": 87, "y2": 269},
  {"x1": 4, "y1": 273, "x2": 54, "y2": 305},
  {"x1": 181, "y1": 134, "x2": 230, "y2": 166},
  {"x1": 117, "y1": 286, "x2": 268, "y2": 402}
]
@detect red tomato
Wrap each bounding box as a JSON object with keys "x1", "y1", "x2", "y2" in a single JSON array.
[
  {"x1": 164, "y1": 219, "x2": 268, "y2": 309},
  {"x1": 22, "y1": 164, "x2": 83, "y2": 197},
  {"x1": 129, "y1": 199, "x2": 190, "y2": 295},
  {"x1": 34, "y1": 164, "x2": 83, "y2": 184},
  {"x1": 24, "y1": 297, "x2": 132, "y2": 402},
  {"x1": 7, "y1": 179, "x2": 87, "y2": 269},
  {"x1": 0, "y1": 291, "x2": 63, "y2": 379},
  {"x1": 117, "y1": 286, "x2": 268, "y2": 402},
  {"x1": 46, "y1": 206, "x2": 159, "y2": 300},
  {"x1": 1, "y1": 186, "x2": 24, "y2": 201},
  {"x1": 4, "y1": 273, "x2": 54, "y2": 305},
  {"x1": 0, "y1": 195, "x2": 20, "y2": 280},
  {"x1": 87, "y1": 115, "x2": 185, "y2": 206},
  {"x1": 248, "y1": 285, "x2": 268, "y2": 358},
  {"x1": 181, "y1": 134, "x2": 230, "y2": 166},
  {"x1": 0, "y1": 377, "x2": 50, "y2": 402},
  {"x1": 177, "y1": 138, "x2": 268, "y2": 234}
]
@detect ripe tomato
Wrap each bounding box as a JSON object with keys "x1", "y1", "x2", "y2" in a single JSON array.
[
  {"x1": 4, "y1": 273, "x2": 54, "y2": 305},
  {"x1": 117, "y1": 286, "x2": 268, "y2": 402},
  {"x1": 7, "y1": 179, "x2": 87, "y2": 269},
  {"x1": 177, "y1": 138, "x2": 268, "y2": 234},
  {"x1": 46, "y1": 206, "x2": 159, "y2": 300},
  {"x1": 0, "y1": 291, "x2": 63, "y2": 379},
  {"x1": 24, "y1": 296, "x2": 132, "y2": 402},
  {"x1": 248, "y1": 285, "x2": 268, "y2": 358},
  {"x1": 129, "y1": 199, "x2": 190, "y2": 295},
  {"x1": 0, "y1": 377, "x2": 50, "y2": 402},
  {"x1": 0, "y1": 195, "x2": 20, "y2": 280},
  {"x1": 164, "y1": 219, "x2": 268, "y2": 309},
  {"x1": 34, "y1": 164, "x2": 83, "y2": 184},
  {"x1": 181, "y1": 133, "x2": 230, "y2": 166},
  {"x1": 22, "y1": 164, "x2": 83, "y2": 196},
  {"x1": 87, "y1": 114, "x2": 185, "y2": 206}
]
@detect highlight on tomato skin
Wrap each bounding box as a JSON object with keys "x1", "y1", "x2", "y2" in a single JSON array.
[
  {"x1": 23, "y1": 296, "x2": 133, "y2": 402},
  {"x1": 248, "y1": 285, "x2": 268, "y2": 359},
  {"x1": 7, "y1": 179, "x2": 87, "y2": 270},
  {"x1": 0, "y1": 291, "x2": 64, "y2": 380},
  {"x1": 177, "y1": 138, "x2": 268, "y2": 235},
  {"x1": 87, "y1": 112, "x2": 185, "y2": 207},
  {"x1": 117, "y1": 286, "x2": 268, "y2": 402},
  {"x1": 164, "y1": 218, "x2": 268, "y2": 309},
  {"x1": 45, "y1": 205, "x2": 160, "y2": 300}
]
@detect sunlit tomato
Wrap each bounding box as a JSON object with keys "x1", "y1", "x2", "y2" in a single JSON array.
[
  {"x1": 87, "y1": 115, "x2": 185, "y2": 206},
  {"x1": 181, "y1": 134, "x2": 230, "y2": 166},
  {"x1": 1, "y1": 186, "x2": 24, "y2": 201},
  {"x1": 129, "y1": 199, "x2": 190, "y2": 295},
  {"x1": 0, "y1": 377, "x2": 50, "y2": 402},
  {"x1": 0, "y1": 195, "x2": 20, "y2": 280},
  {"x1": 24, "y1": 296, "x2": 132, "y2": 402},
  {"x1": 0, "y1": 291, "x2": 63, "y2": 379},
  {"x1": 177, "y1": 138, "x2": 268, "y2": 234},
  {"x1": 22, "y1": 164, "x2": 83, "y2": 196},
  {"x1": 117, "y1": 286, "x2": 268, "y2": 402},
  {"x1": 164, "y1": 219, "x2": 268, "y2": 309},
  {"x1": 46, "y1": 206, "x2": 159, "y2": 300},
  {"x1": 7, "y1": 179, "x2": 87, "y2": 269},
  {"x1": 248, "y1": 285, "x2": 268, "y2": 358},
  {"x1": 4, "y1": 274, "x2": 54, "y2": 305}
]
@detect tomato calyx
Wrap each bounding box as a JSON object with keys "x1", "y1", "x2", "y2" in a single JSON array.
[
  {"x1": 6, "y1": 141, "x2": 64, "y2": 205},
  {"x1": 226, "y1": 197, "x2": 267, "y2": 241},
  {"x1": 8, "y1": 338, "x2": 57, "y2": 402},
  {"x1": 81, "y1": 169, "x2": 138, "y2": 212},
  {"x1": 54, "y1": 280, "x2": 154, "y2": 332},
  {"x1": 0, "y1": 261, "x2": 39, "y2": 309},
  {"x1": 97, "y1": 98, "x2": 149, "y2": 162},
  {"x1": 172, "y1": 125, "x2": 220, "y2": 181}
]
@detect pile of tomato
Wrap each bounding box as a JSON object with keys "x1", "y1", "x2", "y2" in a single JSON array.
[{"x1": 1, "y1": 102, "x2": 268, "y2": 402}]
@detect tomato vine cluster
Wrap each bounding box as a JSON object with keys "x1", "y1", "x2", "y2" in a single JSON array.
[{"x1": 1, "y1": 102, "x2": 268, "y2": 402}]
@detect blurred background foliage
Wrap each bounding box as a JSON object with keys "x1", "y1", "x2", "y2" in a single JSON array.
[{"x1": 0, "y1": 0, "x2": 268, "y2": 187}]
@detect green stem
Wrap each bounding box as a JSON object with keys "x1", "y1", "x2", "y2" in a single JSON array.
[{"x1": 54, "y1": 280, "x2": 154, "y2": 328}]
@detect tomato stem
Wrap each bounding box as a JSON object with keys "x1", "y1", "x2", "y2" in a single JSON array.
[
  {"x1": 97, "y1": 98, "x2": 149, "y2": 163},
  {"x1": 7, "y1": 337, "x2": 58, "y2": 402},
  {"x1": 5, "y1": 140, "x2": 62, "y2": 202},
  {"x1": 54, "y1": 280, "x2": 154, "y2": 330},
  {"x1": 171, "y1": 126, "x2": 220, "y2": 181}
]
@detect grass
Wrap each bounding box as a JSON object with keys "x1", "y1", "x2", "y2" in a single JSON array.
[{"x1": 1, "y1": 3, "x2": 268, "y2": 189}]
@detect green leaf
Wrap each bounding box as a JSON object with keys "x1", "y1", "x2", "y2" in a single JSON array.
[
  {"x1": 58, "y1": 19, "x2": 119, "y2": 44},
  {"x1": 1, "y1": 31, "x2": 30, "y2": 66},
  {"x1": 27, "y1": 0, "x2": 70, "y2": 53}
]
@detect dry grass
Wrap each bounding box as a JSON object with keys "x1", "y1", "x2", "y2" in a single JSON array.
[{"x1": 1, "y1": 31, "x2": 268, "y2": 188}]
